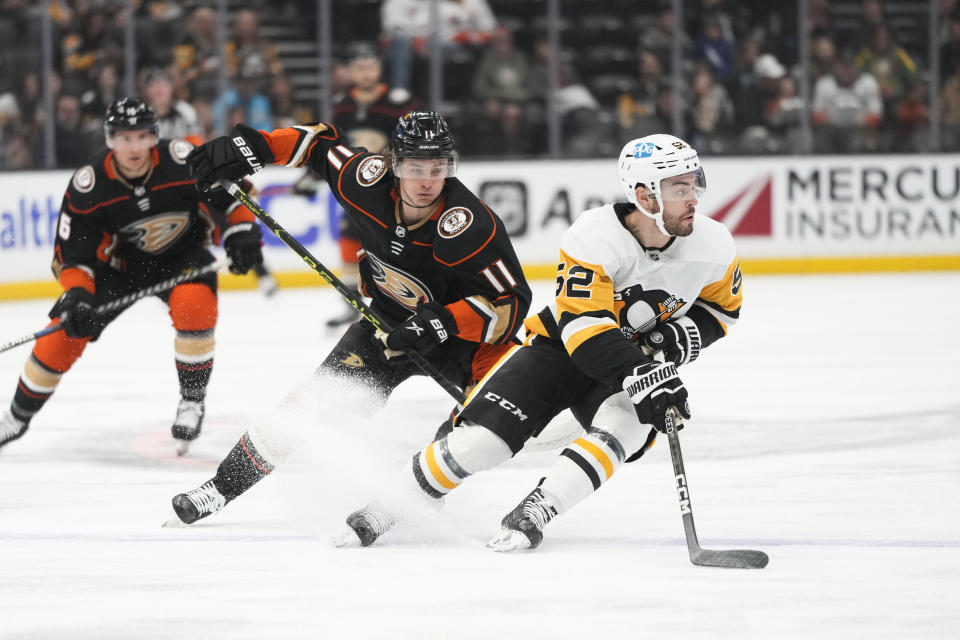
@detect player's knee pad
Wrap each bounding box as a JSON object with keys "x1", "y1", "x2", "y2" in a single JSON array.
[
  {"x1": 32, "y1": 322, "x2": 89, "y2": 373},
  {"x1": 444, "y1": 420, "x2": 513, "y2": 475},
  {"x1": 168, "y1": 283, "x2": 217, "y2": 332},
  {"x1": 590, "y1": 391, "x2": 652, "y2": 460}
]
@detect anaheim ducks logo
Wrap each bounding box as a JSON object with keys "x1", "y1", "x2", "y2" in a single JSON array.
[
  {"x1": 169, "y1": 139, "x2": 193, "y2": 164},
  {"x1": 120, "y1": 212, "x2": 191, "y2": 254},
  {"x1": 365, "y1": 251, "x2": 434, "y2": 310},
  {"x1": 438, "y1": 207, "x2": 473, "y2": 238},
  {"x1": 356, "y1": 155, "x2": 386, "y2": 187},
  {"x1": 340, "y1": 353, "x2": 364, "y2": 368},
  {"x1": 616, "y1": 284, "x2": 687, "y2": 335}
]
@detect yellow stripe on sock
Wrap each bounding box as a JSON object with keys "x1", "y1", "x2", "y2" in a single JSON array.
[
  {"x1": 574, "y1": 438, "x2": 614, "y2": 480},
  {"x1": 424, "y1": 443, "x2": 459, "y2": 490}
]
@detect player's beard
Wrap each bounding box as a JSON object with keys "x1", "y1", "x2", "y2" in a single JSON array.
[{"x1": 663, "y1": 208, "x2": 696, "y2": 237}]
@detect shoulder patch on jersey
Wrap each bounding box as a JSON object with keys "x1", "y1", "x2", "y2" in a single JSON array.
[
  {"x1": 169, "y1": 139, "x2": 194, "y2": 164},
  {"x1": 72, "y1": 165, "x2": 95, "y2": 193},
  {"x1": 356, "y1": 155, "x2": 386, "y2": 186},
  {"x1": 438, "y1": 206, "x2": 473, "y2": 239}
]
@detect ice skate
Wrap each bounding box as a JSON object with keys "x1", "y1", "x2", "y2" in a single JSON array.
[
  {"x1": 170, "y1": 479, "x2": 227, "y2": 524},
  {"x1": 486, "y1": 488, "x2": 557, "y2": 552},
  {"x1": 334, "y1": 501, "x2": 396, "y2": 547},
  {"x1": 171, "y1": 398, "x2": 204, "y2": 455},
  {"x1": 257, "y1": 272, "x2": 278, "y2": 297},
  {"x1": 325, "y1": 304, "x2": 360, "y2": 329},
  {"x1": 0, "y1": 409, "x2": 28, "y2": 449}
]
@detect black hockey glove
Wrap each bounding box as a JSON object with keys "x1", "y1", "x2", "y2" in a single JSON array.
[
  {"x1": 622, "y1": 360, "x2": 690, "y2": 433},
  {"x1": 188, "y1": 128, "x2": 264, "y2": 192},
  {"x1": 383, "y1": 299, "x2": 456, "y2": 355},
  {"x1": 290, "y1": 170, "x2": 320, "y2": 198},
  {"x1": 641, "y1": 316, "x2": 702, "y2": 367},
  {"x1": 222, "y1": 222, "x2": 264, "y2": 275},
  {"x1": 57, "y1": 287, "x2": 99, "y2": 339}
]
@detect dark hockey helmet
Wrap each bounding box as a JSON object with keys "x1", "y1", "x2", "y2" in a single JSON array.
[
  {"x1": 103, "y1": 97, "x2": 158, "y2": 147},
  {"x1": 391, "y1": 111, "x2": 458, "y2": 178}
]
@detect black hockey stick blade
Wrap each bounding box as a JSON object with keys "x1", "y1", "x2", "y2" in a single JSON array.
[{"x1": 690, "y1": 547, "x2": 769, "y2": 569}]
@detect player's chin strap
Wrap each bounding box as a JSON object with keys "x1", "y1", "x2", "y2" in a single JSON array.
[
  {"x1": 0, "y1": 259, "x2": 230, "y2": 355},
  {"x1": 397, "y1": 184, "x2": 447, "y2": 214},
  {"x1": 216, "y1": 179, "x2": 468, "y2": 405}
]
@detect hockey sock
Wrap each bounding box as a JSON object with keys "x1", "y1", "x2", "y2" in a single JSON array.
[
  {"x1": 538, "y1": 427, "x2": 629, "y2": 515},
  {"x1": 212, "y1": 431, "x2": 274, "y2": 501},
  {"x1": 13, "y1": 330, "x2": 88, "y2": 423},
  {"x1": 174, "y1": 329, "x2": 214, "y2": 401},
  {"x1": 412, "y1": 423, "x2": 512, "y2": 499}
]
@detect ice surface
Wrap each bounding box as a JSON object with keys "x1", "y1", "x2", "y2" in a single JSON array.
[{"x1": 1, "y1": 273, "x2": 958, "y2": 639}]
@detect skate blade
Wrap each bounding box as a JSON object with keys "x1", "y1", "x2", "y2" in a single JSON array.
[
  {"x1": 175, "y1": 440, "x2": 191, "y2": 456},
  {"x1": 486, "y1": 528, "x2": 533, "y2": 552},
  {"x1": 161, "y1": 511, "x2": 189, "y2": 528},
  {"x1": 332, "y1": 528, "x2": 363, "y2": 548}
]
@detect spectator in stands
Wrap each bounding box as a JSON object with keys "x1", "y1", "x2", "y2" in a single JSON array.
[
  {"x1": 856, "y1": 24, "x2": 918, "y2": 120},
  {"x1": 615, "y1": 50, "x2": 669, "y2": 141},
  {"x1": 812, "y1": 53, "x2": 883, "y2": 152},
  {"x1": 380, "y1": 0, "x2": 496, "y2": 99},
  {"x1": 640, "y1": 3, "x2": 691, "y2": 72},
  {"x1": 939, "y1": 18, "x2": 960, "y2": 80},
  {"x1": 226, "y1": 9, "x2": 283, "y2": 81},
  {"x1": 143, "y1": 67, "x2": 203, "y2": 143},
  {"x1": 852, "y1": 0, "x2": 888, "y2": 50},
  {"x1": 695, "y1": 15, "x2": 736, "y2": 82},
  {"x1": 737, "y1": 52, "x2": 787, "y2": 152},
  {"x1": 270, "y1": 74, "x2": 313, "y2": 130},
  {"x1": 893, "y1": 80, "x2": 928, "y2": 151},
  {"x1": 766, "y1": 75, "x2": 805, "y2": 151},
  {"x1": 689, "y1": 63, "x2": 735, "y2": 153},
  {"x1": 941, "y1": 64, "x2": 960, "y2": 150},
  {"x1": 37, "y1": 94, "x2": 90, "y2": 168},
  {"x1": 61, "y1": 7, "x2": 120, "y2": 93},
  {"x1": 728, "y1": 39, "x2": 763, "y2": 129},
  {"x1": 213, "y1": 53, "x2": 273, "y2": 135},
  {"x1": 174, "y1": 6, "x2": 222, "y2": 102},
  {"x1": 810, "y1": 35, "x2": 837, "y2": 81},
  {"x1": 471, "y1": 26, "x2": 532, "y2": 155},
  {"x1": 79, "y1": 63, "x2": 121, "y2": 132}
]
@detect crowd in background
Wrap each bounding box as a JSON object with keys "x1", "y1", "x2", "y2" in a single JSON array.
[{"x1": 1, "y1": 0, "x2": 960, "y2": 169}]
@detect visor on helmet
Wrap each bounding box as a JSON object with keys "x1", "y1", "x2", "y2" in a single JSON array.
[
  {"x1": 393, "y1": 154, "x2": 458, "y2": 179},
  {"x1": 657, "y1": 168, "x2": 707, "y2": 202}
]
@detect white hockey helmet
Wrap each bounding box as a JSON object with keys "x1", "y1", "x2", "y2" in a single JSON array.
[{"x1": 617, "y1": 134, "x2": 706, "y2": 235}]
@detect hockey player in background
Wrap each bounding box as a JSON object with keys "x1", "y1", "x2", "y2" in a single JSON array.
[
  {"x1": 0, "y1": 98, "x2": 265, "y2": 454},
  {"x1": 291, "y1": 43, "x2": 419, "y2": 326},
  {"x1": 337, "y1": 134, "x2": 744, "y2": 550},
  {"x1": 170, "y1": 111, "x2": 531, "y2": 524}
]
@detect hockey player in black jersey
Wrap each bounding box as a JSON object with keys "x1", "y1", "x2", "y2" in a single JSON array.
[
  {"x1": 0, "y1": 98, "x2": 265, "y2": 455},
  {"x1": 169, "y1": 111, "x2": 532, "y2": 524}
]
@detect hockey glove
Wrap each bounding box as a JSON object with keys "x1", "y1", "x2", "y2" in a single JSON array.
[
  {"x1": 382, "y1": 299, "x2": 456, "y2": 355},
  {"x1": 187, "y1": 127, "x2": 264, "y2": 192},
  {"x1": 291, "y1": 170, "x2": 320, "y2": 198},
  {"x1": 222, "y1": 222, "x2": 264, "y2": 275},
  {"x1": 641, "y1": 316, "x2": 702, "y2": 367},
  {"x1": 57, "y1": 287, "x2": 99, "y2": 339},
  {"x1": 622, "y1": 361, "x2": 690, "y2": 433}
]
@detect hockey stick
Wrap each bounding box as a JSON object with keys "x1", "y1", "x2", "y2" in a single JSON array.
[
  {"x1": 0, "y1": 259, "x2": 228, "y2": 355},
  {"x1": 217, "y1": 179, "x2": 468, "y2": 405},
  {"x1": 664, "y1": 409, "x2": 769, "y2": 569}
]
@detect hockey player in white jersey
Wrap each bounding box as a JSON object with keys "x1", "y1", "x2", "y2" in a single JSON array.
[{"x1": 337, "y1": 134, "x2": 743, "y2": 550}]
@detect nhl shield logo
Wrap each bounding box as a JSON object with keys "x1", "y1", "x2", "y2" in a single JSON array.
[{"x1": 438, "y1": 207, "x2": 473, "y2": 238}]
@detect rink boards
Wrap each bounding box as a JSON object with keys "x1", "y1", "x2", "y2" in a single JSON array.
[{"x1": 0, "y1": 154, "x2": 958, "y2": 299}]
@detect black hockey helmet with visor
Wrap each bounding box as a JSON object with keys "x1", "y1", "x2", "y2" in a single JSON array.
[
  {"x1": 103, "y1": 97, "x2": 158, "y2": 148},
  {"x1": 391, "y1": 111, "x2": 458, "y2": 180}
]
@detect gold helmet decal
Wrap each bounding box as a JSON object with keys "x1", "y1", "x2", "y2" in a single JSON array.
[{"x1": 121, "y1": 212, "x2": 191, "y2": 254}]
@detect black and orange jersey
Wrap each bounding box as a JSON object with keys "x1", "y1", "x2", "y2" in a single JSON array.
[
  {"x1": 234, "y1": 121, "x2": 531, "y2": 343},
  {"x1": 332, "y1": 84, "x2": 419, "y2": 154},
  {"x1": 525, "y1": 202, "x2": 742, "y2": 387},
  {"x1": 53, "y1": 139, "x2": 256, "y2": 294}
]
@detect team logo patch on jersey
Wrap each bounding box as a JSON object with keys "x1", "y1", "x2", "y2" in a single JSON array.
[
  {"x1": 438, "y1": 207, "x2": 473, "y2": 238},
  {"x1": 356, "y1": 156, "x2": 386, "y2": 186},
  {"x1": 617, "y1": 284, "x2": 687, "y2": 334},
  {"x1": 72, "y1": 165, "x2": 95, "y2": 193},
  {"x1": 169, "y1": 139, "x2": 194, "y2": 164},
  {"x1": 366, "y1": 251, "x2": 434, "y2": 310},
  {"x1": 120, "y1": 212, "x2": 191, "y2": 254}
]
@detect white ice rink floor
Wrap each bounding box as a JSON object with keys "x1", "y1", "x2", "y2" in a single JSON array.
[{"x1": 0, "y1": 273, "x2": 958, "y2": 639}]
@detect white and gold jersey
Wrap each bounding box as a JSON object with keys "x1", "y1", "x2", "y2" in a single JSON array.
[{"x1": 524, "y1": 203, "x2": 742, "y2": 386}]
